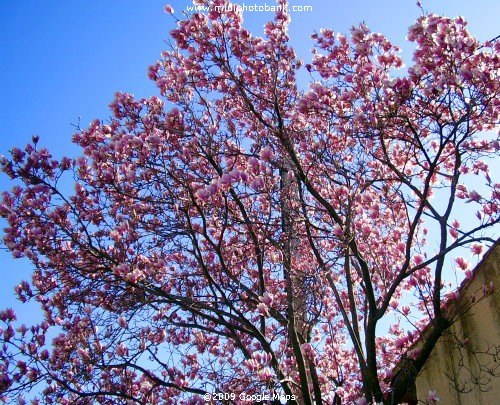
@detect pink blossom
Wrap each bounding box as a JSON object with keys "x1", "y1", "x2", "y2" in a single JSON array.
[
  {"x1": 470, "y1": 243, "x2": 483, "y2": 256},
  {"x1": 465, "y1": 190, "x2": 481, "y2": 203},
  {"x1": 259, "y1": 292, "x2": 273, "y2": 307},
  {"x1": 0, "y1": 308, "x2": 16, "y2": 322},
  {"x1": 195, "y1": 187, "x2": 209, "y2": 201},
  {"x1": 455, "y1": 256, "x2": 469, "y2": 271},
  {"x1": 3, "y1": 324, "x2": 14, "y2": 341},
  {"x1": 414, "y1": 254, "x2": 424, "y2": 265},
  {"x1": 428, "y1": 390, "x2": 440, "y2": 403},
  {"x1": 243, "y1": 358, "x2": 259, "y2": 372},
  {"x1": 0, "y1": 7, "x2": 497, "y2": 404},
  {"x1": 250, "y1": 177, "x2": 265, "y2": 190},
  {"x1": 257, "y1": 367, "x2": 273, "y2": 381},
  {"x1": 449, "y1": 228, "x2": 459, "y2": 239},
  {"x1": 257, "y1": 303, "x2": 270, "y2": 317},
  {"x1": 260, "y1": 147, "x2": 275, "y2": 162},
  {"x1": 220, "y1": 173, "x2": 233, "y2": 187},
  {"x1": 394, "y1": 337, "x2": 407, "y2": 349},
  {"x1": 117, "y1": 317, "x2": 128, "y2": 329},
  {"x1": 401, "y1": 305, "x2": 411, "y2": 316},
  {"x1": 115, "y1": 343, "x2": 129, "y2": 357},
  {"x1": 361, "y1": 223, "x2": 372, "y2": 235},
  {"x1": 333, "y1": 225, "x2": 343, "y2": 237},
  {"x1": 125, "y1": 268, "x2": 144, "y2": 283}
]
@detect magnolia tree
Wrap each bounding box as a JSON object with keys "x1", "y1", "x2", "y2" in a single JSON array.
[{"x1": 1, "y1": 1, "x2": 499, "y2": 404}]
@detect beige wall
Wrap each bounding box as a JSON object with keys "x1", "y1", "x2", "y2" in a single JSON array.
[{"x1": 415, "y1": 244, "x2": 500, "y2": 404}]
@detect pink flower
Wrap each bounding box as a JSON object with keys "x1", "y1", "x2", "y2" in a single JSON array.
[
  {"x1": 361, "y1": 223, "x2": 372, "y2": 235},
  {"x1": 250, "y1": 177, "x2": 265, "y2": 190},
  {"x1": 470, "y1": 243, "x2": 483, "y2": 256},
  {"x1": 125, "y1": 268, "x2": 144, "y2": 283},
  {"x1": 40, "y1": 349, "x2": 50, "y2": 361},
  {"x1": 428, "y1": 390, "x2": 440, "y2": 403},
  {"x1": 333, "y1": 225, "x2": 343, "y2": 237},
  {"x1": 0, "y1": 308, "x2": 16, "y2": 322},
  {"x1": 118, "y1": 317, "x2": 128, "y2": 329},
  {"x1": 395, "y1": 336, "x2": 407, "y2": 349},
  {"x1": 257, "y1": 303, "x2": 269, "y2": 317},
  {"x1": 3, "y1": 324, "x2": 14, "y2": 341},
  {"x1": 466, "y1": 190, "x2": 481, "y2": 203},
  {"x1": 164, "y1": 4, "x2": 174, "y2": 14},
  {"x1": 243, "y1": 358, "x2": 259, "y2": 372},
  {"x1": 257, "y1": 367, "x2": 273, "y2": 381},
  {"x1": 260, "y1": 147, "x2": 274, "y2": 162},
  {"x1": 455, "y1": 256, "x2": 469, "y2": 271},
  {"x1": 459, "y1": 66, "x2": 473, "y2": 81},
  {"x1": 414, "y1": 254, "x2": 424, "y2": 265},
  {"x1": 301, "y1": 343, "x2": 312, "y2": 353},
  {"x1": 220, "y1": 173, "x2": 233, "y2": 187},
  {"x1": 248, "y1": 157, "x2": 260, "y2": 174},
  {"x1": 259, "y1": 292, "x2": 273, "y2": 306},
  {"x1": 195, "y1": 187, "x2": 209, "y2": 201},
  {"x1": 116, "y1": 343, "x2": 129, "y2": 357}
]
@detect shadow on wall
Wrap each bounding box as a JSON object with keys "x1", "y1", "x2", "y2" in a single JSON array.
[{"x1": 398, "y1": 241, "x2": 500, "y2": 405}]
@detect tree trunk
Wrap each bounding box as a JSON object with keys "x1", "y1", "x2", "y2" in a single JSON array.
[{"x1": 281, "y1": 157, "x2": 312, "y2": 404}]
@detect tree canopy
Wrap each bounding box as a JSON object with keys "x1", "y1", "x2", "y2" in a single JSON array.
[{"x1": 1, "y1": 1, "x2": 499, "y2": 404}]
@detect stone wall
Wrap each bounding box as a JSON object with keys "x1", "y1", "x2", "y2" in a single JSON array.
[{"x1": 415, "y1": 243, "x2": 500, "y2": 404}]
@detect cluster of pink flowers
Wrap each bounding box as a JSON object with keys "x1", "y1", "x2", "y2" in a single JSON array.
[{"x1": 0, "y1": 2, "x2": 498, "y2": 404}]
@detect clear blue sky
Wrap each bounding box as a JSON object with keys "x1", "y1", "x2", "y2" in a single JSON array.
[{"x1": 1, "y1": 0, "x2": 499, "y2": 316}]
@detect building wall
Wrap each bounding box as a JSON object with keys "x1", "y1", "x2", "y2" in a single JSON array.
[{"x1": 415, "y1": 244, "x2": 500, "y2": 405}]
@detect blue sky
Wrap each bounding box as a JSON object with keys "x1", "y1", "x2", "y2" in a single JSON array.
[{"x1": 1, "y1": 0, "x2": 499, "y2": 317}]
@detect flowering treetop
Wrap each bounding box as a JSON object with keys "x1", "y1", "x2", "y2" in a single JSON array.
[{"x1": 0, "y1": 1, "x2": 499, "y2": 404}]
